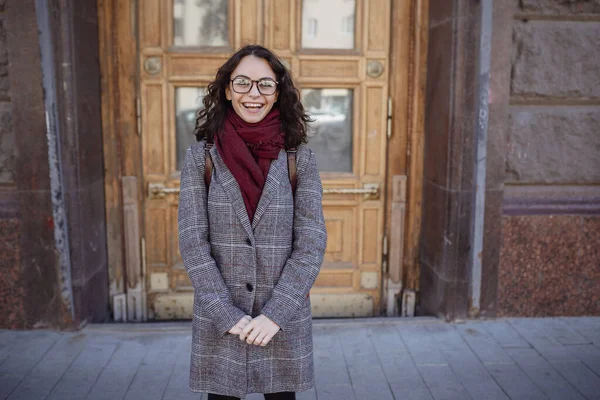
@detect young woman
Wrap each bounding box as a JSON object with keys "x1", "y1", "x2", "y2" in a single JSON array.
[{"x1": 178, "y1": 45, "x2": 327, "y2": 400}]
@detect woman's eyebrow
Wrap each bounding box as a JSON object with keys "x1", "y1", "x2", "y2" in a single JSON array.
[{"x1": 233, "y1": 74, "x2": 276, "y2": 80}]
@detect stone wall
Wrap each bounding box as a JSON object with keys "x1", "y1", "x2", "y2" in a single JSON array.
[
  {"x1": 0, "y1": 0, "x2": 14, "y2": 183},
  {"x1": 0, "y1": 0, "x2": 25, "y2": 329},
  {"x1": 498, "y1": 0, "x2": 600, "y2": 316}
]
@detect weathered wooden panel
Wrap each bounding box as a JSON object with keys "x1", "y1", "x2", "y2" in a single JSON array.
[
  {"x1": 140, "y1": 0, "x2": 161, "y2": 48},
  {"x1": 240, "y1": 0, "x2": 262, "y2": 45},
  {"x1": 299, "y1": 59, "x2": 360, "y2": 79},
  {"x1": 368, "y1": 0, "x2": 390, "y2": 52},
  {"x1": 361, "y1": 207, "x2": 380, "y2": 264},
  {"x1": 364, "y1": 86, "x2": 384, "y2": 176},
  {"x1": 271, "y1": 0, "x2": 291, "y2": 50},
  {"x1": 146, "y1": 207, "x2": 168, "y2": 266},
  {"x1": 142, "y1": 84, "x2": 165, "y2": 175},
  {"x1": 170, "y1": 57, "x2": 228, "y2": 78},
  {"x1": 323, "y1": 208, "x2": 355, "y2": 266},
  {"x1": 310, "y1": 293, "x2": 374, "y2": 317},
  {"x1": 315, "y1": 271, "x2": 354, "y2": 287}
]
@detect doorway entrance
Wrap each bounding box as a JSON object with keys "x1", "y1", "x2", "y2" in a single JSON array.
[{"x1": 99, "y1": 0, "x2": 427, "y2": 321}]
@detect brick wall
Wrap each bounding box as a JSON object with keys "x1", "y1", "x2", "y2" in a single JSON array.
[{"x1": 498, "y1": 0, "x2": 600, "y2": 317}]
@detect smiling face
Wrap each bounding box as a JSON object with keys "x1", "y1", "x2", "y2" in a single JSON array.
[{"x1": 225, "y1": 55, "x2": 279, "y2": 124}]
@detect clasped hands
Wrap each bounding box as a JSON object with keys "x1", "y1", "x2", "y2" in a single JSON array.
[{"x1": 228, "y1": 314, "x2": 280, "y2": 346}]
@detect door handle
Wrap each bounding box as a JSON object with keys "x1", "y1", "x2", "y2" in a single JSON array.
[
  {"x1": 148, "y1": 182, "x2": 381, "y2": 200},
  {"x1": 323, "y1": 183, "x2": 380, "y2": 200},
  {"x1": 148, "y1": 183, "x2": 179, "y2": 199}
]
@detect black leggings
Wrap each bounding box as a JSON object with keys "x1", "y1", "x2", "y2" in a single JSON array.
[{"x1": 207, "y1": 392, "x2": 295, "y2": 400}]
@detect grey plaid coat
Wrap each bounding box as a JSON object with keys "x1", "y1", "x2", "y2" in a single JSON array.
[{"x1": 178, "y1": 141, "x2": 327, "y2": 397}]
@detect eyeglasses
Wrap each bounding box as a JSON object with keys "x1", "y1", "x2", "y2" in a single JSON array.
[{"x1": 230, "y1": 75, "x2": 278, "y2": 96}]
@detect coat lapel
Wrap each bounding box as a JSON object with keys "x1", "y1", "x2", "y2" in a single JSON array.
[
  {"x1": 209, "y1": 146, "x2": 253, "y2": 238},
  {"x1": 251, "y1": 150, "x2": 287, "y2": 230}
]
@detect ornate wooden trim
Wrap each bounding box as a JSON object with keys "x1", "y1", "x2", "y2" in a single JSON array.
[
  {"x1": 98, "y1": 0, "x2": 142, "y2": 301},
  {"x1": 386, "y1": 0, "x2": 429, "y2": 292}
]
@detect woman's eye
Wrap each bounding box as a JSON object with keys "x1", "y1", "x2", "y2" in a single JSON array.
[
  {"x1": 234, "y1": 79, "x2": 250, "y2": 86},
  {"x1": 259, "y1": 80, "x2": 275, "y2": 88}
]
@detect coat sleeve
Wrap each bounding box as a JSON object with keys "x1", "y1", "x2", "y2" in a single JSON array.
[
  {"x1": 178, "y1": 145, "x2": 247, "y2": 336},
  {"x1": 260, "y1": 148, "x2": 327, "y2": 330}
]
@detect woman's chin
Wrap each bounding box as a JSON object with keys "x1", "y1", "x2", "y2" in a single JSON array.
[{"x1": 238, "y1": 109, "x2": 266, "y2": 123}]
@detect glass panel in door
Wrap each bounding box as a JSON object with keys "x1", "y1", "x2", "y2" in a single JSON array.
[
  {"x1": 302, "y1": 88, "x2": 353, "y2": 172},
  {"x1": 175, "y1": 87, "x2": 206, "y2": 171},
  {"x1": 301, "y1": 0, "x2": 356, "y2": 49},
  {"x1": 173, "y1": 0, "x2": 229, "y2": 47}
]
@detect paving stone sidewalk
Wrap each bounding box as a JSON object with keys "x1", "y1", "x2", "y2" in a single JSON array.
[{"x1": 1, "y1": 317, "x2": 599, "y2": 400}]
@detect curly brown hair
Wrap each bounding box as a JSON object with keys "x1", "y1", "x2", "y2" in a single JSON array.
[{"x1": 194, "y1": 45, "x2": 311, "y2": 149}]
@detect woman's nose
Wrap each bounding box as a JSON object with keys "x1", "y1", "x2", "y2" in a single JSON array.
[{"x1": 248, "y1": 82, "x2": 261, "y2": 97}]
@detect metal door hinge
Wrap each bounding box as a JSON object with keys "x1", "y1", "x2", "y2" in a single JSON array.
[
  {"x1": 382, "y1": 234, "x2": 388, "y2": 257},
  {"x1": 386, "y1": 97, "x2": 393, "y2": 139},
  {"x1": 136, "y1": 97, "x2": 142, "y2": 136},
  {"x1": 382, "y1": 234, "x2": 389, "y2": 273}
]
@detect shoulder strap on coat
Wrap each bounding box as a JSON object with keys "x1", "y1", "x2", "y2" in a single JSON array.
[
  {"x1": 205, "y1": 141, "x2": 297, "y2": 195},
  {"x1": 287, "y1": 148, "x2": 297, "y2": 195},
  {"x1": 204, "y1": 140, "x2": 214, "y2": 190}
]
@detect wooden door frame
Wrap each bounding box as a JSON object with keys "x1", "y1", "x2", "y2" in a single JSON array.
[{"x1": 97, "y1": 0, "x2": 429, "y2": 318}]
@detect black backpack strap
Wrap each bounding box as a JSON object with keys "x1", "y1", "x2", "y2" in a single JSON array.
[
  {"x1": 204, "y1": 140, "x2": 214, "y2": 190},
  {"x1": 287, "y1": 148, "x2": 297, "y2": 195}
]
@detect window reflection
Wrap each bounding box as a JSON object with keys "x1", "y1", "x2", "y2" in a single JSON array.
[
  {"x1": 176, "y1": 87, "x2": 206, "y2": 171},
  {"x1": 302, "y1": 89, "x2": 353, "y2": 172},
  {"x1": 302, "y1": 0, "x2": 356, "y2": 49},
  {"x1": 173, "y1": 0, "x2": 228, "y2": 47}
]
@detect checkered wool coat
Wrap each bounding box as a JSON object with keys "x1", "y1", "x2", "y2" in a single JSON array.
[{"x1": 178, "y1": 141, "x2": 327, "y2": 397}]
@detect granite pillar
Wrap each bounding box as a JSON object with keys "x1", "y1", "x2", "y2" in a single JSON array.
[
  {"x1": 5, "y1": 0, "x2": 69, "y2": 328},
  {"x1": 420, "y1": 0, "x2": 512, "y2": 320},
  {"x1": 1, "y1": 0, "x2": 108, "y2": 329},
  {"x1": 47, "y1": 0, "x2": 109, "y2": 324}
]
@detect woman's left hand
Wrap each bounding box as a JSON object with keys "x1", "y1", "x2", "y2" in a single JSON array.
[{"x1": 239, "y1": 314, "x2": 280, "y2": 346}]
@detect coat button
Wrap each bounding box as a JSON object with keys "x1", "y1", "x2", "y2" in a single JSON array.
[
  {"x1": 245, "y1": 238, "x2": 252, "y2": 246},
  {"x1": 246, "y1": 283, "x2": 254, "y2": 292}
]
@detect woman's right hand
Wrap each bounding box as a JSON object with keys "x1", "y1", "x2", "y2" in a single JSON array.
[{"x1": 228, "y1": 315, "x2": 252, "y2": 335}]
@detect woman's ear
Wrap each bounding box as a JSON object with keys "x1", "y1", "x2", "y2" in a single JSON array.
[{"x1": 225, "y1": 86, "x2": 232, "y2": 101}]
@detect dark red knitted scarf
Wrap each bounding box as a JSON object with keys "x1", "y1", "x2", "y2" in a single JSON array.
[{"x1": 215, "y1": 108, "x2": 284, "y2": 222}]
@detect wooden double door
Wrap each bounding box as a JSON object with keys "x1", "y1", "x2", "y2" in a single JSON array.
[{"x1": 138, "y1": 0, "x2": 397, "y2": 319}]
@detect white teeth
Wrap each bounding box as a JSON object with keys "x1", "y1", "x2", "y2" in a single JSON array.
[{"x1": 243, "y1": 103, "x2": 263, "y2": 108}]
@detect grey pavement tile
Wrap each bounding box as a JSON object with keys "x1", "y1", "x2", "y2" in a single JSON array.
[
  {"x1": 483, "y1": 320, "x2": 531, "y2": 349},
  {"x1": 123, "y1": 336, "x2": 181, "y2": 400},
  {"x1": 550, "y1": 360, "x2": 600, "y2": 400},
  {"x1": 418, "y1": 365, "x2": 472, "y2": 400},
  {"x1": 455, "y1": 323, "x2": 512, "y2": 364},
  {"x1": 506, "y1": 348, "x2": 585, "y2": 400},
  {"x1": 337, "y1": 327, "x2": 394, "y2": 400},
  {"x1": 0, "y1": 330, "x2": 22, "y2": 364},
  {"x1": 537, "y1": 318, "x2": 591, "y2": 345},
  {"x1": 398, "y1": 325, "x2": 447, "y2": 366},
  {"x1": 369, "y1": 325, "x2": 433, "y2": 400},
  {"x1": 424, "y1": 324, "x2": 469, "y2": 350},
  {"x1": 564, "y1": 344, "x2": 600, "y2": 377},
  {"x1": 313, "y1": 327, "x2": 352, "y2": 386},
  {"x1": 161, "y1": 335, "x2": 203, "y2": 400},
  {"x1": 508, "y1": 319, "x2": 576, "y2": 362},
  {"x1": 485, "y1": 362, "x2": 547, "y2": 400},
  {"x1": 295, "y1": 386, "x2": 316, "y2": 400},
  {"x1": 567, "y1": 318, "x2": 600, "y2": 347},
  {"x1": 315, "y1": 383, "x2": 355, "y2": 400},
  {"x1": 442, "y1": 349, "x2": 509, "y2": 400},
  {"x1": 46, "y1": 343, "x2": 117, "y2": 400},
  {"x1": 0, "y1": 330, "x2": 61, "y2": 399},
  {"x1": 7, "y1": 333, "x2": 88, "y2": 400},
  {"x1": 85, "y1": 339, "x2": 148, "y2": 400}
]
